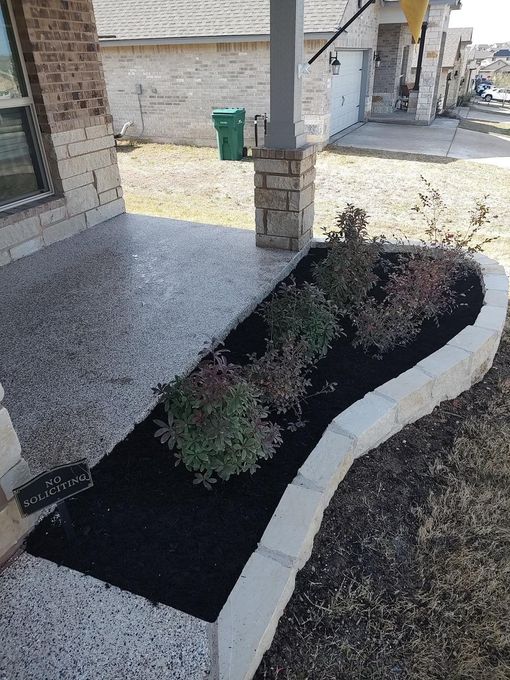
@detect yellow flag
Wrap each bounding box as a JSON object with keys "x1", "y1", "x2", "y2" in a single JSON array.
[{"x1": 400, "y1": 0, "x2": 429, "y2": 43}]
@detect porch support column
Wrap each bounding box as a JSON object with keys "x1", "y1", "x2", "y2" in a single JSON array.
[
  {"x1": 255, "y1": 0, "x2": 316, "y2": 251},
  {"x1": 0, "y1": 383, "x2": 33, "y2": 565},
  {"x1": 415, "y1": 5, "x2": 450, "y2": 123},
  {"x1": 265, "y1": 0, "x2": 307, "y2": 149}
]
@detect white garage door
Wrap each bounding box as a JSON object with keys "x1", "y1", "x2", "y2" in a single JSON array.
[{"x1": 330, "y1": 50, "x2": 364, "y2": 136}]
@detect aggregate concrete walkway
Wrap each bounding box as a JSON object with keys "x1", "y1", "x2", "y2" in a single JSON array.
[
  {"x1": 0, "y1": 213, "x2": 294, "y2": 473},
  {"x1": 0, "y1": 213, "x2": 296, "y2": 680},
  {"x1": 335, "y1": 110, "x2": 510, "y2": 168}
]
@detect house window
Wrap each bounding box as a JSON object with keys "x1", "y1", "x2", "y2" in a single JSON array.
[{"x1": 0, "y1": 0, "x2": 52, "y2": 211}]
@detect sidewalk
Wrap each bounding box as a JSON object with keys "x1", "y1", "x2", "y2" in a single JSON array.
[{"x1": 334, "y1": 107, "x2": 510, "y2": 168}]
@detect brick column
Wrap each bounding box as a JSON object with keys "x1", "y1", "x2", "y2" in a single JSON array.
[
  {"x1": 415, "y1": 5, "x2": 450, "y2": 123},
  {"x1": 0, "y1": 384, "x2": 33, "y2": 564},
  {"x1": 254, "y1": 144, "x2": 316, "y2": 251}
]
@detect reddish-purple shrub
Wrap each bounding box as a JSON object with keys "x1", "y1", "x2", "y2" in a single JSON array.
[
  {"x1": 352, "y1": 297, "x2": 421, "y2": 359},
  {"x1": 385, "y1": 253, "x2": 457, "y2": 322},
  {"x1": 154, "y1": 345, "x2": 281, "y2": 488}
]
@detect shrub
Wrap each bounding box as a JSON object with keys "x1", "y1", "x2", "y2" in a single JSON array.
[
  {"x1": 245, "y1": 340, "x2": 312, "y2": 419},
  {"x1": 314, "y1": 205, "x2": 380, "y2": 313},
  {"x1": 385, "y1": 252, "x2": 457, "y2": 323},
  {"x1": 413, "y1": 176, "x2": 497, "y2": 258},
  {"x1": 354, "y1": 252, "x2": 458, "y2": 357},
  {"x1": 260, "y1": 279, "x2": 341, "y2": 361},
  {"x1": 154, "y1": 346, "x2": 281, "y2": 488},
  {"x1": 352, "y1": 297, "x2": 421, "y2": 359}
]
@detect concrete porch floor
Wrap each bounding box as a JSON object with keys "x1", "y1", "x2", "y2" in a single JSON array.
[
  {"x1": 0, "y1": 213, "x2": 298, "y2": 680},
  {"x1": 0, "y1": 213, "x2": 295, "y2": 474}
]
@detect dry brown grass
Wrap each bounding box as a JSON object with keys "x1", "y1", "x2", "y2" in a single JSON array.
[
  {"x1": 117, "y1": 141, "x2": 510, "y2": 269},
  {"x1": 256, "y1": 324, "x2": 510, "y2": 680}
]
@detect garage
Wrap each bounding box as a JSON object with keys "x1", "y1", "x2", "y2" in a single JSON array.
[{"x1": 329, "y1": 50, "x2": 365, "y2": 136}]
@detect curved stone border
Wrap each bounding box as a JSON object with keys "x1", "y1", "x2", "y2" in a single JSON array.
[{"x1": 211, "y1": 247, "x2": 509, "y2": 680}]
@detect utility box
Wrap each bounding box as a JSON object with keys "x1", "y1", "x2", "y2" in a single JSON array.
[{"x1": 212, "y1": 108, "x2": 246, "y2": 160}]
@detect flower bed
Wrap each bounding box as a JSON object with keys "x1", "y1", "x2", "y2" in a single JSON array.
[
  {"x1": 28, "y1": 246, "x2": 484, "y2": 622},
  {"x1": 28, "y1": 187, "x2": 508, "y2": 679}
]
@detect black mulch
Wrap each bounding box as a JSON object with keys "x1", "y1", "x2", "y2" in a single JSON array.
[{"x1": 28, "y1": 249, "x2": 483, "y2": 622}]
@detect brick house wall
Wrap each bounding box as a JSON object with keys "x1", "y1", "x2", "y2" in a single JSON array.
[
  {"x1": 100, "y1": 0, "x2": 380, "y2": 147},
  {"x1": 372, "y1": 22, "x2": 412, "y2": 114},
  {"x1": 101, "y1": 41, "x2": 332, "y2": 147},
  {"x1": 0, "y1": 0, "x2": 125, "y2": 268}
]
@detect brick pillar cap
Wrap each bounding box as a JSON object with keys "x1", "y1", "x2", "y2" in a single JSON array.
[{"x1": 252, "y1": 144, "x2": 317, "y2": 161}]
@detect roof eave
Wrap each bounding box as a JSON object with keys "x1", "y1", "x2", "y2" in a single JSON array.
[{"x1": 98, "y1": 31, "x2": 335, "y2": 47}]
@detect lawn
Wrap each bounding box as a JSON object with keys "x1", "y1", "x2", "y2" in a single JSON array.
[
  {"x1": 255, "y1": 318, "x2": 510, "y2": 680},
  {"x1": 118, "y1": 141, "x2": 510, "y2": 268}
]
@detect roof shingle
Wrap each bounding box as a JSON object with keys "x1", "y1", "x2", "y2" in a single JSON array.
[{"x1": 93, "y1": 0, "x2": 349, "y2": 41}]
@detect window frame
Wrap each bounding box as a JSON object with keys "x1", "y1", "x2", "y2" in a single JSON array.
[{"x1": 0, "y1": 0, "x2": 53, "y2": 212}]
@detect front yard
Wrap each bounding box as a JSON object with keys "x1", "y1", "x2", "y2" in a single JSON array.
[
  {"x1": 118, "y1": 142, "x2": 510, "y2": 268},
  {"x1": 255, "y1": 319, "x2": 510, "y2": 680}
]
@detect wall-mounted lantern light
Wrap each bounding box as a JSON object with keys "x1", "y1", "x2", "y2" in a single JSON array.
[
  {"x1": 330, "y1": 52, "x2": 341, "y2": 76},
  {"x1": 374, "y1": 52, "x2": 382, "y2": 68}
]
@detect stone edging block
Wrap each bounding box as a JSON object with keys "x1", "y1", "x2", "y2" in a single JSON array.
[{"x1": 212, "y1": 246, "x2": 508, "y2": 680}]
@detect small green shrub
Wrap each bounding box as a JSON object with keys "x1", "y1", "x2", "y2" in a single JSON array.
[
  {"x1": 154, "y1": 346, "x2": 281, "y2": 488},
  {"x1": 260, "y1": 279, "x2": 341, "y2": 361},
  {"x1": 314, "y1": 204, "x2": 380, "y2": 313}
]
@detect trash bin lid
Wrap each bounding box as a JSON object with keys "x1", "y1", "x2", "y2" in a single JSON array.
[{"x1": 212, "y1": 108, "x2": 245, "y2": 115}]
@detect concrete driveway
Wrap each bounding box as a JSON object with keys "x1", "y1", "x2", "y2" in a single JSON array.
[{"x1": 335, "y1": 108, "x2": 510, "y2": 168}]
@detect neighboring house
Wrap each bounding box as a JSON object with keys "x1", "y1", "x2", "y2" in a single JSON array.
[
  {"x1": 493, "y1": 48, "x2": 510, "y2": 63},
  {"x1": 467, "y1": 44, "x2": 510, "y2": 86},
  {"x1": 94, "y1": 0, "x2": 462, "y2": 147},
  {"x1": 478, "y1": 60, "x2": 510, "y2": 77},
  {"x1": 411, "y1": 27, "x2": 473, "y2": 111},
  {"x1": 0, "y1": 0, "x2": 124, "y2": 268},
  {"x1": 440, "y1": 27, "x2": 473, "y2": 108}
]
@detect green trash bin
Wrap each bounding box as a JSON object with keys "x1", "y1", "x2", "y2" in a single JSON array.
[{"x1": 212, "y1": 108, "x2": 246, "y2": 161}]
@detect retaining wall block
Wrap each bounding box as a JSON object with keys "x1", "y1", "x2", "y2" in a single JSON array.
[
  {"x1": 330, "y1": 392, "x2": 398, "y2": 457},
  {"x1": 295, "y1": 429, "x2": 354, "y2": 507},
  {"x1": 417, "y1": 345, "x2": 472, "y2": 402},
  {"x1": 483, "y1": 274, "x2": 509, "y2": 294},
  {"x1": 374, "y1": 366, "x2": 435, "y2": 427},
  {"x1": 215, "y1": 550, "x2": 296, "y2": 680},
  {"x1": 482, "y1": 289, "x2": 509, "y2": 308},
  {"x1": 259, "y1": 483, "x2": 325, "y2": 570},
  {"x1": 0, "y1": 498, "x2": 33, "y2": 560},
  {"x1": 474, "y1": 304, "x2": 507, "y2": 333},
  {"x1": 448, "y1": 325, "x2": 500, "y2": 384}
]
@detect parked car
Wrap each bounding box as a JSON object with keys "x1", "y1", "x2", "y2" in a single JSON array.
[
  {"x1": 483, "y1": 88, "x2": 510, "y2": 102},
  {"x1": 475, "y1": 82, "x2": 492, "y2": 96}
]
